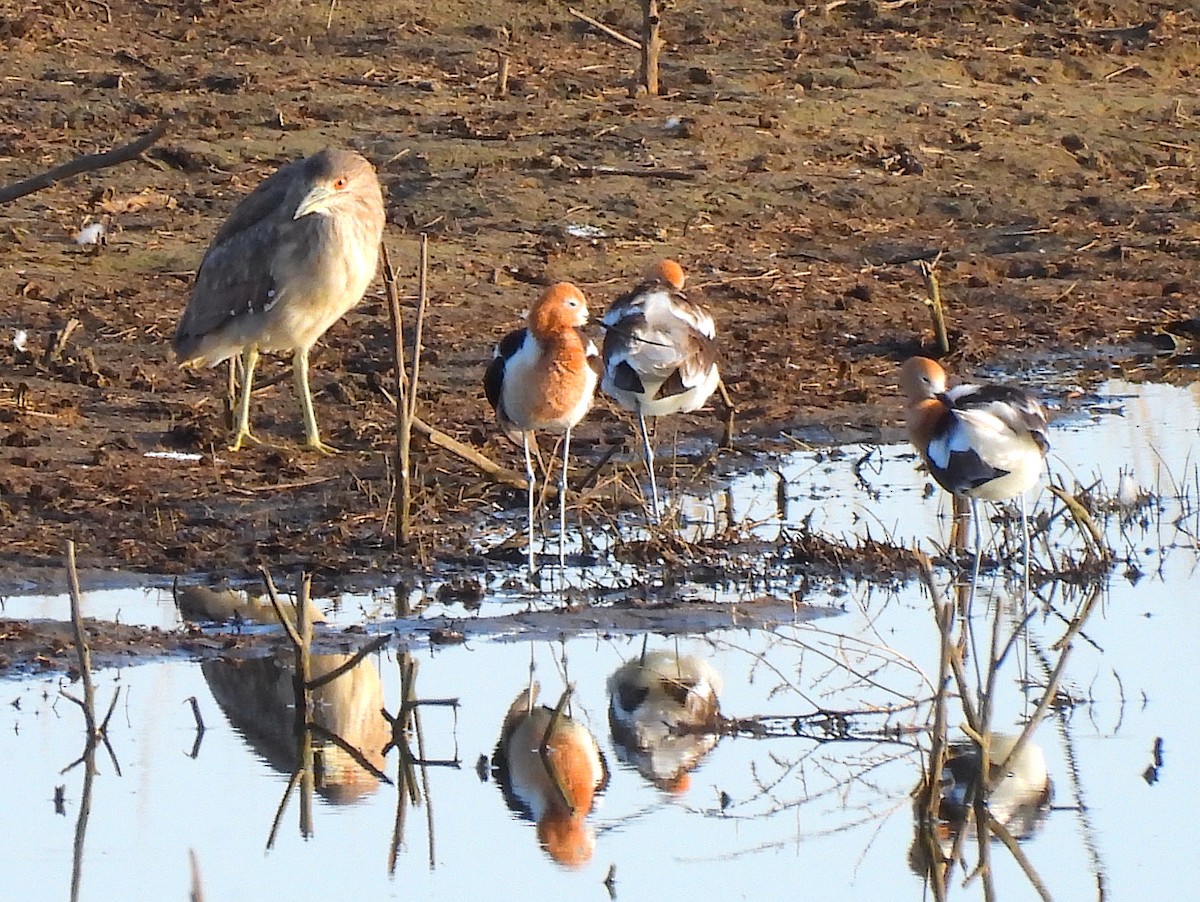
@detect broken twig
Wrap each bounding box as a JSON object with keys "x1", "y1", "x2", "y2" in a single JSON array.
[
  {"x1": 567, "y1": 7, "x2": 641, "y2": 50},
  {"x1": 917, "y1": 254, "x2": 950, "y2": 355},
  {"x1": 0, "y1": 118, "x2": 172, "y2": 205}
]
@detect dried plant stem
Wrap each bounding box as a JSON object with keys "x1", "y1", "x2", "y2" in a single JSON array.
[
  {"x1": 259, "y1": 566, "x2": 304, "y2": 649},
  {"x1": 988, "y1": 816, "x2": 1054, "y2": 901},
  {"x1": 494, "y1": 50, "x2": 510, "y2": 97},
  {"x1": 385, "y1": 236, "x2": 431, "y2": 547},
  {"x1": 64, "y1": 542, "x2": 98, "y2": 738},
  {"x1": 639, "y1": 0, "x2": 663, "y2": 95},
  {"x1": 918, "y1": 255, "x2": 950, "y2": 354},
  {"x1": 382, "y1": 243, "x2": 409, "y2": 546},
  {"x1": 45, "y1": 317, "x2": 82, "y2": 364},
  {"x1": 1048, "y1": 483, "x2": 1109, "y2": 559},
  {"x1": 573, "y1": 164, "x2": 695, "y2": 180},
  {"x1": 716, "y1": 378, "x2": 737, "y2": 448},
  {"x1": 567, "y1": 7, "x2": 640, "y2": 50}
]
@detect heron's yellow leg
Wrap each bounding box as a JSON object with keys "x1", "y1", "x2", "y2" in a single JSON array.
[
  {"x1": 294, "y1": 348, "x2": 339, "y2": 454},
  {"x1": 229, "y1": 345, "x2": 262, "y2": 451}
]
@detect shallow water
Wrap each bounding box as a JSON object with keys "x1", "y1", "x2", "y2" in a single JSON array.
[{"x1": 3, "y1": 378, "x2": 1200, "y2": 900}]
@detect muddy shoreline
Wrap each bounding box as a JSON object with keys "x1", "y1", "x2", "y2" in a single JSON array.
[{"x1": 2, "y1": 1, "x2": 1198, "y2": 592}]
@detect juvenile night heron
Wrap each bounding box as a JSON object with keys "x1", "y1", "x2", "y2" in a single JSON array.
[{"x1": 174, "y1": 147, "x2": 386, "y2": 453}]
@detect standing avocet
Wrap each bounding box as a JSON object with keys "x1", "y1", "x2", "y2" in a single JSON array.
[
  {"x1": 900, "y1": 356, "x2": 1049, "y2": 588},
  {"x1": 484, "y1": 282, "x2": 599, "y2": 578},
  {"x1": 600, "y1": 259, "x2": 720, "y2": 520}
]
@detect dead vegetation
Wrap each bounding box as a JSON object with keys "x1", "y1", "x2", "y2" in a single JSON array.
[{"x1": 0, "y1": 0, "x2": 1198, "y2": 584}]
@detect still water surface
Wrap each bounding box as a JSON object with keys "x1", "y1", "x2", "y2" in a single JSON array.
[{"x1": 2, "y1": 378, "x2": 1198, "y2": 900}]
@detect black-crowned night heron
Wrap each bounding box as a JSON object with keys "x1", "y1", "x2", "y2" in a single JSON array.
[
  {"x1": 600, "y1": 259, "x2": 720, "y2": 521},
  {"x1": 484, "y1": 282, "x2": 600, "y2": 578},
  {"x1": 173, "y1": 147, "x2": 385, "y2": 453}
]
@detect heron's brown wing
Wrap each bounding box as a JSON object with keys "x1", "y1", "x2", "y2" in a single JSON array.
[
  {"x1": 207, "y1": 156, "x2": 305, "y2": 248},
  {"x1": 173, "y1": 160, "x2": 308, "y2": 358},
  {"x1": 173, "y1": 216, "x2": 320, "y2": 358}
]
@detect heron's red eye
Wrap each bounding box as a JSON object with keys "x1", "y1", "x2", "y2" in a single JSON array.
[{"x1": 333, "y1": 177, "x2": 348, "y2": 190}]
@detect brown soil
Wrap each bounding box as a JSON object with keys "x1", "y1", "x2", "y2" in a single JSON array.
[{"x1": 1, "y1": 0, "x2": 1198, "y2": 590}]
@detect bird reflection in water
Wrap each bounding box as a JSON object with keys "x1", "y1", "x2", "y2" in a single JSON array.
[
  {"x1": 938, "y1": 734, "x2": 1053, "y2": 839},
  {"x1": 176, "y1": 583, "x2": 325, "y2": 628},
  {"x1": 911, "y1": 733, "x2": 1053, "y2": 876},
  {"x1": 492, "y1": 684, "x2": 609, "y2": 868},
  {"x1": 202, "y1": 651, "x2": 389, "y2": 804},
  {"x1": 607, "y1": 650, "x2": 723, "y2": 794}
]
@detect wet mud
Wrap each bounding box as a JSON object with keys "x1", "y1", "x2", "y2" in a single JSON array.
[{"x1": 2, "y1": 1, "x2": 1198, "y2": 606}]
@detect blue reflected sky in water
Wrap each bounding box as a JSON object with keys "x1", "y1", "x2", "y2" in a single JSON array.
[
  {"x1": 1, "y1": 379, "x2": 1199, "y2": 898},
  {"x1": 1, "y1": 581, "x2": 1197, "y2": 900}
]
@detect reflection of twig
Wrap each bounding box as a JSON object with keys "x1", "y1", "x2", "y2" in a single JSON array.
[
  {"x1": 389, "y1": 653, "x2": 419, "y2": 874},
  {"x1": 1048, "y1": 660, "x2": 1110, "y2": 896},
  {"x1": 538, "y1": 685, "x2": 577, "y2": 815},
  {"x1": 988, "y1": 815, "x2": 1053, "y2": 901},
  {"x1": 413, "y1": 665, "x2": 437, "y2": 869},
  {"x1": 919, "y1": 536, "x2": 1104, "y2": 899},
  {"x1": 307, "y1": 634, "x2": 391, "y2": 690},
  {"x1": 991, "y1": 586, "x2": 1102, "y2": 787},
  {"x1": 308, "y1": 724, "x2": 393, "y2": 786},
  {"x1": 262, "y1": 568, "x2": 313, "y2": 841},
  {"x1": 184, "y1": 697, "x2": 206, "y2": 759},
  {"x1": 386, "y1": 654, "x2": 461, "y2": 870},
  {"x1": 298, "y1": 725, "x2": 314, "y2": 838},
  {"x1": 266, "y1": 767, "x2": 302, "y2": 850},
  {"x1": 189, "y1": 849, "x2": 206, "y2": 902},
  {"x1": 69, "y1": 746, "x2": 96, "y2": 902},
  {"x1": 916, "y1": 552, "x2": 952, "y2": 804}
]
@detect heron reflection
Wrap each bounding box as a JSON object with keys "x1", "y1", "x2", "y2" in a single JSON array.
[{"x1": 203, "y1": 651, "x2": 389, "y2": 804}]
